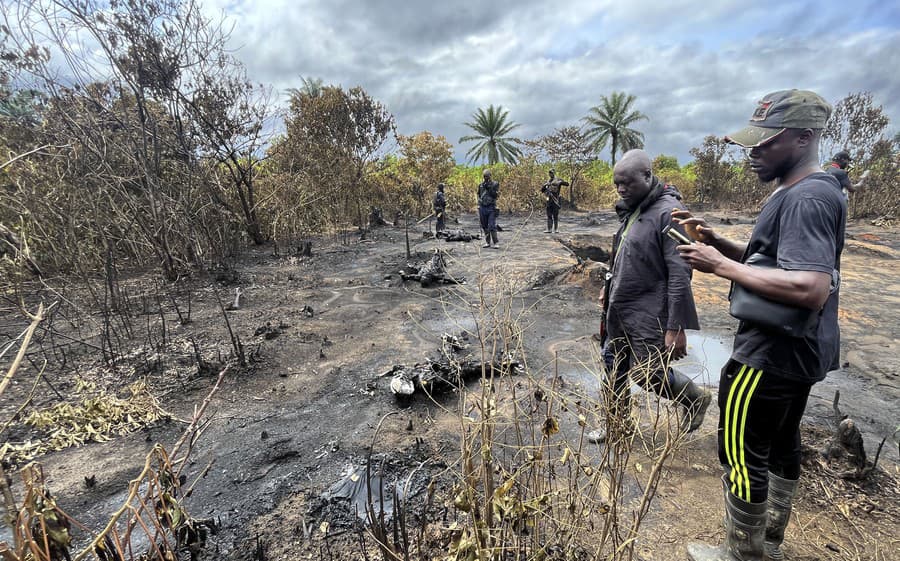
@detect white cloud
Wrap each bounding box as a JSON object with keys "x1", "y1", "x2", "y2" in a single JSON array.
[{"x1": 197, "y1": 0, "x2": 900, "y2": 163}]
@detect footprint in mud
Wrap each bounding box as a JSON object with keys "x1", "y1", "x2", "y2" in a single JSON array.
[
  {"x1": 311, "y1": 287, "x2": 403, "y2": 321},
  {"x1": 351, "y1": 288, "x2": 398, "y2": 304},
  {"x1": 322, "y1": 290, "x2": 342, "y2": 307},
  {"x1": 397, "y1": 314, "x2": 479, "y2": 353},
  {"x1": 401, "y1": 326, "x2": 433, "y2": 350},
  {"x1": 545, "y1": 336, "x2": 595, "y2": 357}
]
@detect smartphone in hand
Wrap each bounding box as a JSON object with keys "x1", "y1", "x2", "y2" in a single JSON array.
[{"x1": 662, "y1": 224, "x2": 692, "y2": 245}]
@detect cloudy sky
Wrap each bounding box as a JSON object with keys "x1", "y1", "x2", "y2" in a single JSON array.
[{"x1": 201, "y1": 0, "x2": 900, "y2": 164}]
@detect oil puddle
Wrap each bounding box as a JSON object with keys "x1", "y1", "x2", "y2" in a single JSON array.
[
  {"x1": 672, "y1": 330, "x2": 733, "y2": 388},
  {"x1": 541, "y1": 330, "x2": 733, "y2": 392}
]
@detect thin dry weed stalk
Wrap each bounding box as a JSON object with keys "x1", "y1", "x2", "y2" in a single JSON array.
[
  {"x1": 0, "y1": 300, "x2": 228, "y2": 561},
  {"x1": 380, "y1": 254, "x2": 689, "y2": 560}
]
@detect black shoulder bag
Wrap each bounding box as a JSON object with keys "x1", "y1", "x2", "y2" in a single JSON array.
[
  {"x1": 728, "y1": 252, "x2": 819, "y2": 337},
  {"x1": 727, "y1": 191, "x2": 835, "y2": 337}
]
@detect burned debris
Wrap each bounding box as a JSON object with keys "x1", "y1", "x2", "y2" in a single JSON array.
[
  {"x1": 819, "y1": 390, "x2": 889, "y2": 479},
  {"x1": 399, "y1": 250, "x2": 465, "y2": 287},
  {"x1": 369, "y1": 206, "x2": 389, "y2": 227},
  {"x1": 438, "y1": 229, "x2": 481, "y2": 242},
  {"x1": 558, "y1": 235, "x2": 611, "y2": 264},
  {"x1": 385, "y1": 333, "x2": 523, "y2": 401}
]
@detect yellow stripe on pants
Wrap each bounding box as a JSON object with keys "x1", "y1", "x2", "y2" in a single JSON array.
[{"x1": 725, "y1": 365, "x2": 762, "y2": 501}]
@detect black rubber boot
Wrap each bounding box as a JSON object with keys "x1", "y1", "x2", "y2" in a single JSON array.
[
  {"x1": 764, "y1": 472, "x2": 798, "y2": 561},
  {"x1": 688, "y1": 479, "x2": 767, "y2": 561},
  {"x1": 666, "y1": 369, "x2": 712, "y2": 433},
  {"x1": 590, "y1": 372, "x2": 634, "y2": 444}
]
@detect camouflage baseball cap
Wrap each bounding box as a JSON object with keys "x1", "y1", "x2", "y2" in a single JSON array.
[{"x1": 725, "y1": 89, "x2": 832, "y2": 148}]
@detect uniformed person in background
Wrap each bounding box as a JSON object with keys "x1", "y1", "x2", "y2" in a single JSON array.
[
  {"x1": 433, "y1": 182, "x2": 446, "y2": 233},
  {"x1": 824, "y1": 150, "x2": 867, "y2": 201},
  {"x1": 478, "y1": 169, "x2": 500, "y2": 249},
  {"x1": 540, "y1": 169, "x2": 569, "y2": 233}
]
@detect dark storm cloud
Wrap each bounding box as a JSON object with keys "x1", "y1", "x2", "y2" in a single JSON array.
[
  {"x1": 324, "y1": 0, "x2": 542, "y2": 46},
  {"x1": 206, "y1": 0, "x2": 900, "y2": 162}
]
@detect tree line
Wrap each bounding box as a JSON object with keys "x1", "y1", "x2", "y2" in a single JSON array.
[{"x1": 1, "y1": 0, "x2": 897, "y2": 283}]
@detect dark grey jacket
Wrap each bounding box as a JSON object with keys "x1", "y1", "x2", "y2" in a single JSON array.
[
  {"x1": 478, "y1": 180, "x2": 499, "y2": 207},
  {"x1": 606, "y1": 179, "x2": 699, "y2": 348}
]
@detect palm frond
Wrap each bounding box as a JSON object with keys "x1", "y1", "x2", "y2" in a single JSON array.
[
  {"x1": 459, "y1": 104, "x2": 522, "y2": 165},
  {"x1": 583, "y1": 91, "x2": 648, "y2": 165}
]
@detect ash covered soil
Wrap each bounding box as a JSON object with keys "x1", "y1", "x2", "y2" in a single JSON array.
[{"x1": 2, "y1": 209, "x2": 898, "y2": 560}]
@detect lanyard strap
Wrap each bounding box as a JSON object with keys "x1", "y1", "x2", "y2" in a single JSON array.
[
  {"x1": 620, "y1": 207, "x2": 642, "y2": 244},
  {"x1": 610, "y1": 207, "x2": 641, "y2": 280}
]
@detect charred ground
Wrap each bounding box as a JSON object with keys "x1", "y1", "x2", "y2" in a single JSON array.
[{"x1": 1, "y1": 209, "x2": 898, "y2": 560}]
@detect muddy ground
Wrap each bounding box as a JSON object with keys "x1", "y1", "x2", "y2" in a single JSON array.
[{"x1": 1, "y1": 208, "x2": 898, "y2": 560}]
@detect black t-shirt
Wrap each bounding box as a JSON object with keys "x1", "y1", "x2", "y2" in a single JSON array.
[{"x1": 730, "y1": 172, "x2": 846, "y2": 383}]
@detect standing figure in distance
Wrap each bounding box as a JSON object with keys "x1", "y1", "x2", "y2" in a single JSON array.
[
  {"x1": 433, "y1": 182, "x2": 447, "y2": 234},
  {"x1": 596, "y1": 149, "x2": 710, "y2": 442},
  {"x1": 540, "y1": 168, "x2": 570, "y2": 233},
  {"x1": 824, "y1": 150, "x2": 867, "y2": 202},
  {"x1": 676, "y1": 90, "x2": 845, "y2": 561},
  {"x1": 478, "y1": 169, "x2": 500, "y2": 249}
]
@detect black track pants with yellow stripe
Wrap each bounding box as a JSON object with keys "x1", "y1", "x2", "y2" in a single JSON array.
[{"x1": 717, "y1": 360, "x2": 813, "y2": 504}]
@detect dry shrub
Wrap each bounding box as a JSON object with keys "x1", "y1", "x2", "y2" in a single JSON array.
[
  {"x1": 353, "y1": 259, "x2": 690, "y2": 561},
  {"x1": 1, "y1": 303, "x2": 226, "y2": 561}
]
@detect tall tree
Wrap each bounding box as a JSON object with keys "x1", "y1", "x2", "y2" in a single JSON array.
[
  {"x1": 689, "y1": 136, "x2": 737, "y2": 206},
  {"x1": 582, "y1": 92, "x2": 648, "y2": 168},
  {"x1": 1, "y1": 0, "x2": 272, "y2": 278},
  {"x1": 459, "y1": 105, "x2": 522, "y2": 165},
  {"x1": 397, "y1": 131, "x2": 455, "y2": 217},
  {"x1": 821, "y1": 91, "x2": 890, "y2": 164},
  {"x1": 277, "y1": 85, "x2": 395, "y2": 230}
]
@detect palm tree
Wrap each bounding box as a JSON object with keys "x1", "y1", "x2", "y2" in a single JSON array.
[
  {"x1": 287, "y1": 76, "x2": 324, "y2": 100},
  {"x1": 459, "y1": 105, "x2": 522, "y2": 165},
  {"x1": 582, "y1": 92, "x2": 648, "y2": 168}
]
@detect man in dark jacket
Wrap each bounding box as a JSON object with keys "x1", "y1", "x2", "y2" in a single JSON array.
[
  {"x1": 596, "y1": 149, "x2": 710, "y2": 441},
  {"x1": 478, "y1": 169, "x2": 500, "y2": 249},
  {"x1": 677, "y1": 90, "x2": 845, "y2": 561},
  {"x1": 433, "y1": 183, "x2": 447, "y2": 233},
  {"x1": 540, "y1": 169, "x2": 570, "y2": 233}
]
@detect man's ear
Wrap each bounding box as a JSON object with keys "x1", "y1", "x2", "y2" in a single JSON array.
[{"x1": 796, "y1": 128, "x2": 815, "y2": 148}]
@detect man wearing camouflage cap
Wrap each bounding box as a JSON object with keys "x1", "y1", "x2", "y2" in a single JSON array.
[{"x1": 674, "y1": 90, "x2": 846, "y2": 561}]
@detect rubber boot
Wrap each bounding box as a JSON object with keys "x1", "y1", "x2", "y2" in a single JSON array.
[
  {"x1": 590, "y1": 377, "x2": 634, "y2": 444},
  {"x1": 764, "y1": 472, "x2": 798, "y2": 561},
  {"x1": 688, "y1": 480, "x2": 767, "y2": 561},
  {"x1": 666, "y1": 369, "x2": 712, "y2": 433},
  {"x1": 490, "y1": 230, "x2": 499, "y2": 249}
]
